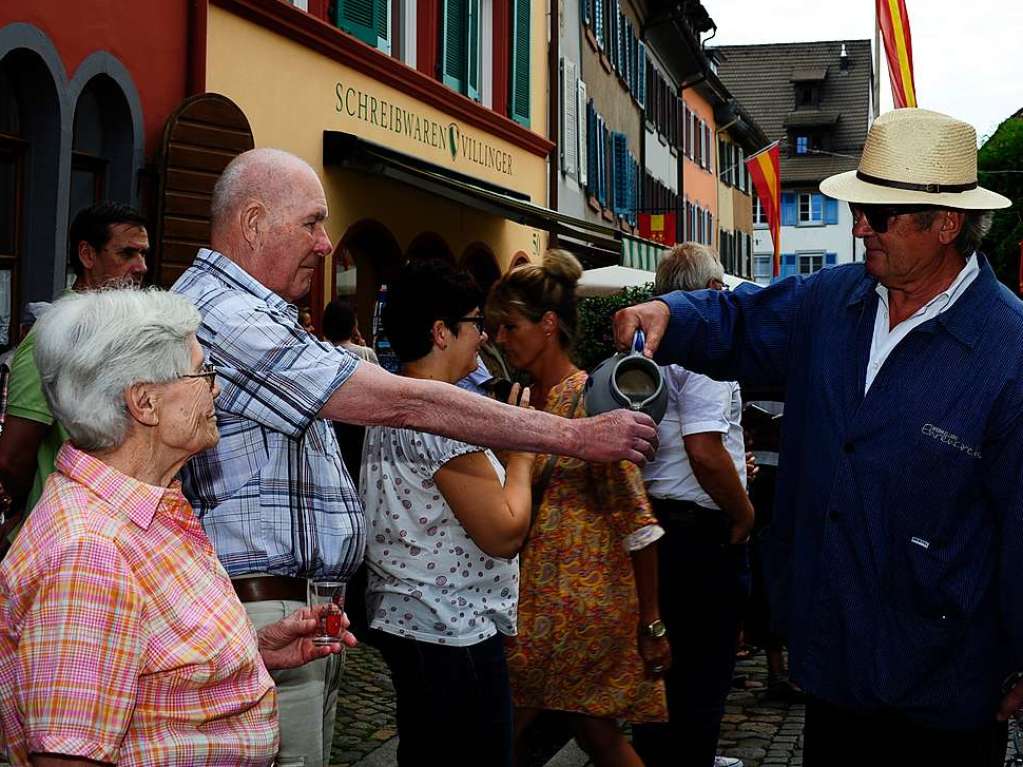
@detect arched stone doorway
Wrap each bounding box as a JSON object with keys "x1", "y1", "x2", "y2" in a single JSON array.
[
  {"x1": 335, "y1": 219, "x2": 402, "y2": 361},
  {"x1": 508, "y1": 250, "x2": 531, "y2": 271},
  {"x1": 460, "y1": 242, "x2": 500, "y2": 298},
  {"x1": 405, "y1": 231, "x2": 454, "y2": 264},
  {"x1": 0, "y1": 42, "x2": 61, "y2": 349}
]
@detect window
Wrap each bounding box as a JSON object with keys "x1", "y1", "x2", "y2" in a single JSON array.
[
  {"x1": 753, "y1": 194, "x2": 768, "y2": 226},
  {"x1": 798, "y1": 192, "x2": 824, "y2": 225},
  {"x1": 795, "y1": 83, "x2": 819, "y2": 109},
  {"x1": 754, "y1": 255, "x2": 773, "y2": 283},
  {"x1": 796, "y1": 135, "x2": 809, "y2": 155},
  {"x1": 798, "y1": 252, "x2": 824, "y2": 275}
]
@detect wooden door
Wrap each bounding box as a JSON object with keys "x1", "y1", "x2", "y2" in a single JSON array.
[{"x1": 153, "y1": 93, "x2": 254, "y2": 288}]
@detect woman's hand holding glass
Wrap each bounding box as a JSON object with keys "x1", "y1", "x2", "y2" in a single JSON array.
[{"x1": 256, "y1": 603, "x2": 357, "y2": 670}]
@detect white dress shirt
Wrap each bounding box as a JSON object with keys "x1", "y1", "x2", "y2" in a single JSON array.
[
  {"x1": 643, "y1": 365, "x2": 746, "y2": 508},
  {"x1": 865, "y1": 254, "x2": 979, "y2": 393}
]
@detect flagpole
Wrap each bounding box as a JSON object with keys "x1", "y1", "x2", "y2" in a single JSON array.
[
  {"x1": 873, "y1": 0, "x2": 881, "y2": 119},
  {"x1": 746, "y1": 140, "x2": 780, "y2": 163}
]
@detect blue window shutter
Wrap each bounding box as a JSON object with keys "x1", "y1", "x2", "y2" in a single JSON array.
[
  {"x1": 824, "y1": 196, "x2": 839, "y2": 225},
  {"x1": 624, "y1": 18, "x2": 630, "y2": 79},
  {"x1": 637, "y1": 44, "x2": 646, "y2": 108},
  {"x1": 781, "y1": 193, "x2": 797, "y2": 226},
  {"x1": 825, "y1": 252, "x2": 837, "y2": 266},
  {"x1": 442, "y1": 0, "x2": 467, "y2": 93},
  {"x1": 594, "y1": 0, "x2": 604, "y2": 48},
  {"x1": 610, "y1": 132, "x2": 618, "y2": 212},
  {"x1": 811, "y1": 193, "x2": 823, "y2": 222},
  {"x1": 509, "y1": 0, "x2": 531, "y2": 126},
  {"x1": 609, "y1": 132, "x2": 617, "y2": 212},
  {"x1": 336, "y1": 0, "x2": 378, "y2": 46},
  {"x1": 597, "y1": 121, "x2": 607, "y2": 206},
  {"x1": 586, "y1": 102, "x2": 597, "y2": 195},
  {"x1": 582, "y1": 0, "x2": 590, "y2": 26},
  {"x1": 626, "y1": 156, "x2": 634, "y2": 221},
  {"x1": 618, "y1": 11, "x2": 626, "y2": 75},
  {"x1": 781, "y1": 254, "x2": 797, "y2": 277}
]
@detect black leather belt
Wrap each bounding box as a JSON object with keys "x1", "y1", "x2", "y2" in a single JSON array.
[{"x1": 231, "y1": 575, "x2": 307, "y2": 604}]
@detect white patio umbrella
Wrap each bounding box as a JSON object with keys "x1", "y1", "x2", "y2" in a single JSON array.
[{"x1": 577, "y1": 265, "x2": 756, "y2": 297}]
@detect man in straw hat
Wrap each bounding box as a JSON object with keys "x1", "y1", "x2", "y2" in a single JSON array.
[{"x1": 613, "y1": 109, "x2": 1018, "y2": 764}]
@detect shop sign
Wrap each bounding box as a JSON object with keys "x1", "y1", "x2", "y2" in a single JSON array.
[{"x1": 335, "y1": 82, "x2": 514, "y2": 177}]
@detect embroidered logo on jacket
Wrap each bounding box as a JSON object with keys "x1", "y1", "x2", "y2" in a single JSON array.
[{"x1": 921, "y1": 423, "x2": 982, "y2": 459}]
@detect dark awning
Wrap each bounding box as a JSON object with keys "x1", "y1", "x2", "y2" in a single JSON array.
[
  {"x1": 790, "y1": 67, "x2": 827, "y2": 82},
  {"x1": 784, "y1": 110, "x2": 841, "y2": 128},
  {"x1": 322, "y1": 131, "x2": 621, "y2": 257}
]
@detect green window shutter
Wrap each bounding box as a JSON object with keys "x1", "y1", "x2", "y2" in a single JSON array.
[
  {"x1": 509, "y1": 0, "x2": 531, "y2": 126},
  {"x1": 375, "y1": 0, "x2": 391, "y2": 54},
  {"x1": 442, "y1": 0, "x2": 468, "y2": 93},
  {"x1": 467, "y1": 0, "x2": 480, "y2": 100},
  {"x1": 336, "y1": 0, "x2": 378, "y2": 47}
]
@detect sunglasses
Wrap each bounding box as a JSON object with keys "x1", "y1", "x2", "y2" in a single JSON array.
[
  {"x1": 848, "y1": 203, "x2": 939, "y2": 234},
  {"x1": 179, "y1": 362, "x2": 218, "y2": 392},
  {"x1": 456, "y1": 315, "x2": 486, "y2": 333}
]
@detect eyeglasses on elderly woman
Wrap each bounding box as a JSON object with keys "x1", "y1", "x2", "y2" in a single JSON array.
[{"x1": 178, "y1": 361, "x2": 218, "y2": 392}]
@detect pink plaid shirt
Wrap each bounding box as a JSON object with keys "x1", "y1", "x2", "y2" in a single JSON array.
[{"x1": 0, "y1": 444, "x2": 278, "y2": 765}]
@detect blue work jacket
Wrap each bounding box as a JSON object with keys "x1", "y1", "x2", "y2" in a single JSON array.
[{"x1": 656, "y1": 256, "x2": 1023, "y2": 728}]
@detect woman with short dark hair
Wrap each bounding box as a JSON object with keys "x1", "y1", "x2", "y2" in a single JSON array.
[{"x1": 360, "y1": 260, "x2": 533, "y2": 767}]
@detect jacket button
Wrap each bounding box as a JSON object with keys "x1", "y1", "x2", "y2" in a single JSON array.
[{"x1": 843, "y1": 442, "x2": 854, "y2": 453}]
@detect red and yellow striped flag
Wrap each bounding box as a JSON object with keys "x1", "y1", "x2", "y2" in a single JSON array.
[
  {"x1": 746, "y1": 143, "x2": 781, "y2": 277},
  {"x1": 877, "y1": 0, "x2": 917, "y2": 108}
]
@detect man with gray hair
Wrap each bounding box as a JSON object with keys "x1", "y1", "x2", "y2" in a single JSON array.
[
  {"x1": 0, "y1": 201, "x2": 150, "y2": 556},
  {"x1": 633, "y1": 243, "x2": 753, "y2": 767},
  {"x1": 172, "y1": 147, "x2": 658, "y2": 767},
  {"x1": 615, "y1": 109, "x2": 1019, "y2": 764}
]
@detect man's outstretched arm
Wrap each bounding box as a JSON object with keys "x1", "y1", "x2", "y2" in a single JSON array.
[
  {"x1": 320, "y1": 363, "x2": 658, "y2": 465},
  {"x1": 614, "y1": 278, "x2": 809, "y2": 390}
]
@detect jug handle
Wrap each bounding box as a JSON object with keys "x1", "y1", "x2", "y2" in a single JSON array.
[{"x1": 632, "y1": 329, "x2": 646, "y2": 355}]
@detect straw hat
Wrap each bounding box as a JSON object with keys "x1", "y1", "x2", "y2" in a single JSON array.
[{"x1": 820, "y1": 108, "x2": 1011, "y2": 209}]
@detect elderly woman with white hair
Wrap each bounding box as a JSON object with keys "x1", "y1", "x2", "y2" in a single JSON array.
[{"x1": 0, "y1": 288, "x2": 355, "y2": 767}]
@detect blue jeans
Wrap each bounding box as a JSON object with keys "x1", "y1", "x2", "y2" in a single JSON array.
[
  {"x1": 372, "y1": 629, "x2": 514, "y2": 767},
  {"x1": 632, "y1": 499, "x2": 751, "y2": 767}
]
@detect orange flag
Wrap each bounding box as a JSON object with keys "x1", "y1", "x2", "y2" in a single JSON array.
[
  {"x1": 877, "y1": 0, "x2": 918, "y2": 108},
  {"x1": 746, "y1": 143, "x2": 781, "y2": 277}
]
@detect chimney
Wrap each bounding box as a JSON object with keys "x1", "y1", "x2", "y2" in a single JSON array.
[{"x1": 840, "y1": 43, "x2": 849, "y2": 73}]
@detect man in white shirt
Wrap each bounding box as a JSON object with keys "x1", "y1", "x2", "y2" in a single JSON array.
[{"x1": 633, "y1": 243, "x2": 753, "y2": 767}]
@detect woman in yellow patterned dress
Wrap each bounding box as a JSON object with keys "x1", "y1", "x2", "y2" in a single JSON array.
[{"x1": 487, "y1": 250, "x2": 670, "y2": 766}]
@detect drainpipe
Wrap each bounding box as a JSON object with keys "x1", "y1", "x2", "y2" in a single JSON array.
[{"x1": 547, "y1": 0, "x2": 559, "y2": 246}]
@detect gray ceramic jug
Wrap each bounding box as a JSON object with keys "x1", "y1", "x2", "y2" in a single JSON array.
[{"x1": 584, "y1": 330, "x2": 667, "y2": 424}]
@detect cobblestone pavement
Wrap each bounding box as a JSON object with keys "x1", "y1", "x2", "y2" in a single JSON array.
[
  {"x1": 329, "y1": 642, "x2": 809, "y2": 767},
  {"x1": 717, "y1": 652, "x2": 804, "y2": 767},
  {"x1": 330, "y1": 643, "x2": 398, "y2": 767}
]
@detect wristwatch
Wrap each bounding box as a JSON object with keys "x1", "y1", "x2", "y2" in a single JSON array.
[{"x1": 641, "y1": 618, "x2": 668, "y2": 639}]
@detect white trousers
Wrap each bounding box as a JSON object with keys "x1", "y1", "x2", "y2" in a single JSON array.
[{"x1": 244, "y1": 599, "x2": 344, "y2": 767}]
